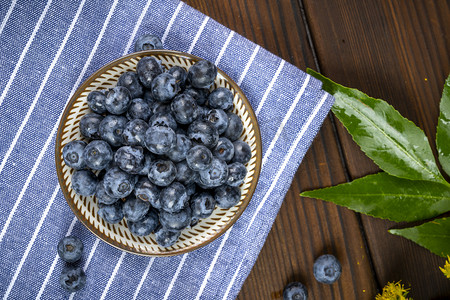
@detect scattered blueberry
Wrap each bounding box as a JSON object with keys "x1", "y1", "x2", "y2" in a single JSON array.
[
  {"x1": 79, "y1": 113, "x2": 103, "y2": 139},
  {"x1": 98, "y1": 200, "x2": 124, "y2": 224},
  {"x1": 59, "y1": 265, "x2": 86, "y2": 292},
  {"x1": 149, "y1": 112, "x2": 177, "y2": 131},
  {"x1": 127, "y1": 209, "x2": 159, "y2": 236},
  {"x1": 160, "y1": 182, "x2": 188, "y2": 213},
  {"x1": 187, "y1": 60, "x2": 217, "y2": 89},
  {"x1": 126, "y1": 98, "x2": 152, "y2": 121},
  {"x1": 105, "y1": 86, "x2": 132, "y2": 115},
  {"x1": 99, "y1": 115, "x2": 128, "y2": 147},
  {"x1": 283, "y1": 282, "x2": 308, "y2": 300},
  {"x1": 148, "y1": 159, "x2": 177, "y2": 187},
  {"x1": 63, "y1": 140, "x2": 87, "y2": 170},
  {"x1": 313, "y1": 254, "x2": 342, "y2": 284},
  {"x1": 87, "y1": 90, "x2": 107, "y2": 114},
  {"x1": 232, "y1": 140, "x2": 252, "y2": 164},
  {"x1": 122, "y1": 119, "x2": 149, "y2": 146},
  {"x1": 114, "y1": 146, "x2": 145, "y2": 174},
  {"x1": 159, "y1": 206, "x2": 192, "y2": 231},
  {"x1": 134, "y1": 177, "x2": 161, "y2": 209},
  {"x1": 188, "y1": 120, "x2": 219, "y2": 149},
  {"x1": 208, "y1": 87, "x2": 233, "y2": 111},
  {"x1": 151, "y1": 73, "x2": 179, "y2": 103},
  {"x1": 226, "y1": 162, "x2": 247, "y2": 187},
  {"x1": 198, "y1": 158, "x2": 228, "y2": 188},
  {"x1": 117, "y1": 71, "x2": 144, "y2": 99},
  {"x1": 223, "y1": 112, "x2": 243, "y2": 141},
  {"x1": 134, "y1": 34, "x2": 163, "y2": 51},
  {"x1": 57, "y1": 236, "x2": 84, "y2": 263},
  {"x1": 186, "y1": 145, "x2": 213, "y2": 171},
  {"x1": 123, "y1": 195, "x2": 150, "y2": 222},
  {"x1": 167, "y1": 66, "x2": 187, "y2": 90},
  {"x1": 167, "y1": 134, "x2": 192, "y2": 163},
  {"x1": 213, "y1": 137, "x2": 234, "y2": 162},
  {"x1": 136, "y1": 56, "x2": 163, "y2": 88},
  {"x1": 175, "y1": 160, "x2": 198, "y2": 185},
  {"x1": 71, "y1": 169, "x2": 98, "y2": 196},
  {"x1": 83, "y1": 140, "x2": 113, "y2": 170},
  {"x1": 206, "y1": 108, "x2": 228, "y2": 134},
  {"x1": 144, "y1": 125, "x2": 176, "y2": 155},
  {"x1": 171, "y1": 93, "x2": 198, "y2": 124},
  {"x1": 103, "y1": 166, "x2": 136, "y2": 198},
  {"x1": 190, "y1": 192, "x2": 216, "y2": 219},
  {"x1": 214, "y1": 185, "x2": 241, "y2": 209},
  {"x1": 155, "y1": 226, "x2": 180, "y2": 248}
]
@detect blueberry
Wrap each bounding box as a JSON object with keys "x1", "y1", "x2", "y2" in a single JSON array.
[
  {"x1": 63, "y1": 140, "x2": 87, "y2": 170},
  {"x1": 137, "y1": 153, "x2": 153, "y2": 176},
  {"x1": 159, "y1": 206, "x2": 192, "y2": 231},
  {"x1": 71, "y1": 169, "x2": 98, "y2": 196},
  {"x1": 134, "y1": 177, "x2": 161, "y2": 209},
  {"x1": 123, "y1": 195, "x2": 150, "y2": 222},
  {"x1": 226, "y1": 162, "x2": 247, "y2": 187},
  {"x1": 148, "y1": 159, "x2": 177, "y2": 187},
  {"x1": 206, "y1": 108, "x2": 228, "y2": 134},
  {"x1": 160, "y1": 182, "x2": 188, "y2": 213},
  {"x1": 313, "y1": 254, "x2": 342, "y2": 284},
  {"x1": 190, "y1": 192, "x2": 216, "y2": 219},
  {"x1": 185, "y1": 183, "x2": 196, "y2": 196},
  {"x1": 126, "y1": 98, "x2": 152, "y2": 121},
  {"x1": 152, "y1": 102, "x2": 172, "y2": 115},
  {"x1": 128, "y1": 209, "x2": 159, "y2": 236},
  {"x1": 196, "y1": 105, "x2": 210, "y2": 120},
  {"x1": 223, "y1": 112, "x2": 243, "y2": 141},
  {"x1": 134, "y1": 34, "x2": 163, "y2": 51},
  {"x1": 175, "y1": 160, "x2": 198, "y2": 185},
  {"x1": 136, "y1": 56, "x2": 163, "y2": 88},
  {"x1": 105, "y1": 86, "x2": 132, "y2": 115},
  {"x1": 143, "y1": 89, "x2": 156, "y2": 107},
  {"x1": 144, "y1": 126, "x2": 176, "y2": 155},
  {"x1": 117, "y1": 71, "x2": 144, "y2": 99},
  {"x1": 167, "y1": 134, "x2": 192, "y2": 163},
  {"x1": 232, "y1": 140, "x2": 252, "y2": 164},
  {"x1": 98, "y1": 200, "x2": 124, "y2": 224},
  {"x1": 57, "y1": 236, "x2": 84, "y2": 263},
  {"x1": 114, "y1": 146, "x2": 145, "y2": 174},
  {"x1": 79, "y1": 113, "x2": 103, "y2": 140},
  {"x1": 184, "y1": 88, "x2": 209, "y2": 106},
  {"x1": 187, "y1": 60, "x2": 217, "y2": 89},
  {"x1": 283, "y1": 282, "x2": 308, "y2": 300},
  {"x1": 214, "y1": 185, "x2": 241, "y2": 209},
  {"x1": 149, "y1": 112, "x2": 177, "y2": 131},
  {"x1": 99, "y1": 115, "x2": 128, "y2": 147},
  {"x1": 83, "y1": 140, "x2": 113, "y2": 170},
  {"x1": 208, "y1": 87, "x2": 234, "y2": 111},
  {"x1": 186, "y1": 145, "x2": 213, "y2": 171},
  {"x1": 87, "y1": 90, "x2": 107, "y2": 114},
  {"x1": 154, "y1": 227, "x2": 180, "y2": 248},
  {"x1": 151, "y1": 73, "x2": 179, "y2": 103},
  {"x1": 167, "y1": 66, "x2": 187, "y2": 90},
  {"x1": 123, "y1": 119, "x2": 149, "y2": 146},
  {"x1": 103, "y1": 166, "x2": 136, "y2": 198},
  {"x1": 95, "y1": 180, "x2": 120, "y2": 204},
  {"x1": 170, "y1": 93, "x2": 198, "y2": 124},
  {"x1": 198, "y1": 158, "x2": 228, "y2": 188},
  {"x1": 59, "y1": 265, "x2": 86, "y2": 292},
  {"x1": 188, "y1": 120, "x2": 219, "y2": 149},
  {"x1": 213, "y1": 137, "x2": 234, "y2": 162}
]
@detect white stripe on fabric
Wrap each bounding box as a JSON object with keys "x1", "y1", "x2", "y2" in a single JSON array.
[
  {"x1": 221, "y1": 257, "x2": 245, "y2": 300},
  {"x1": 99, "y1": 251, "x2": 126, "y2": 300},
  {"x1": 261, "y1": 75, "x2": 311, "y2": 168},
  {"x1": 0, "y1": 0, "x2": 53, "y2": 107},
  {"x1": 123, "y1": 0, "x2": 153, "y2": 55},
  {"x1": 194, "y1": 229, "x2": 232, "y2": 300},
  {"x1": 245, "y1": 92, "x2": 329, "y2": 233},
  {"x1": 35, "y1": 216, "x2": 77, "y2": 300},
  {"x1": 0, "y1": 0, "x2": 87, "y2": 176},
  {"x1": 237, "y1": 45, "x2": 260, "y2": 86},
  {"x1": 254, "y1": 60, "x2": 285, "y2": 116},
  {"x1": 132, "y1": 258, "x2": 156, "y2": 300},
  {"x1": 163, "y1": 253, "x2": 188, "y2": 300},
  {"x1": 161, "y1": 1, "x2": 183, "y2": 44},
  {"x1": 0, "y1": 0, "x2": 119, "y2": 243},
  {"x1": 215, "y1": 31, "x2": 234, "y2": 66},
  {"x1": 2, "y1": 185, "x2": 60, "y2": 300},
  {"x1": 187, "y1": 16, "x2": 209, "y2": 54},
  {"x1": 0, "y1": 0, "x2": 17, "y2": 36}
]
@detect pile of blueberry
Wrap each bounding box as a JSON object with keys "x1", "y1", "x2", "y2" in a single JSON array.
[
  {"x1": 58, "y1": 236, "x2": 86, "y2": 292},
  {"x1": 62, "y1": 34, "x2": 251, "y2": 248}
]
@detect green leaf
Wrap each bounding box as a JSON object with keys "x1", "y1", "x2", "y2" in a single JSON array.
[
  {"x1": 300, "y1": 172, "x2": 450, "y2": 222},
  {"x1": 307, "y1": 68, "x2": 447, "y2": 185},
  {"x1": 436, "y1": 74, "x2": 450, "y2": 177},
  {"x1": 390, "y1": 217, "x2": 450, "y2": 257}
]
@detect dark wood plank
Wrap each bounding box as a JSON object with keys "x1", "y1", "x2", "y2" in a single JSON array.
[
  {"x1": 304, "y1": 0, "x2": 450, "y2": 298},
  {"x1": 185, "y1": 0, "x2": 378, "y2": 299}
]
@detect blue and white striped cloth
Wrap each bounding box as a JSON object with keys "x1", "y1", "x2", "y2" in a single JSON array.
[{"x1": 0, "y1": 0, "x2": 334, "y2": 299}]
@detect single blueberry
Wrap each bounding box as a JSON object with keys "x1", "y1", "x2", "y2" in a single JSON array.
[
  {"x1": 126, "y1": 98, "x2": 152, "y2": 121},
  {"x1": 154, "y1": 227, "x2": 180, "y2": 248},
  {"x1": 159, "y1": 206, "x2": 192, "y2": 231},
  {"x1": 122, "y1": 119, "x2": 149, "y2": 146},
  {"x1": 188, "y1": 120, "x2": 219, "y2": 149},
  {"x1": 103, "y1": 166, "x2": 136, "y2": 198},
  {"x1": 283, "y1": 282, "x2": 308, "y2": 300},
  {"x1": 123, "y1": 195, "x2": 150, "y2": 222},
  {"x1": 144, "y1": 125, "x2": 176, "y2": 155},
  {"x1": 79, "y1": 113, "x2": 103, "y2": 140},
  {"x1": 190, "y1": 192, "x2": 216, "y2": 219},
  {"x1": 99, "y1": 115, "x2": 128, "y2": 147},
  {"x1": 160, "y1": 182, "x2": 188, "y2": 213},
  {"x1": 148, "y1": 159, "x2": 177, "y2": 187},
  {"x1": 170, "y1": 93, "x2": 198, "y2": 124},
  {"x1": 117, "y1": 71, "x2": 144, "y2": 99},
  {"x1": 134, "y1": 34, "x2": 163, "y2": 51},
  {"x1": 226, "y1": 162, "x2": 247, "y2": 187},
  {"x1": 208, "y1": 87, "x2": 233, "y2": 111},
  {"x1": 167, "y1": 66, "x2": 187, "y2": 90},
  {"x1": 105, "y1": 86, "x2": 132, "y2": 115},
  {"x1": 223, "y1": 112, "x2": 243, "y2": 141},
  {"x1": 313, "y1": 254, "x2": 342, "y2": 284},
  {"x1": 57, "y1": 236, "x2": 84, "y2": 263},
  {"x1": 187, "y1": 60, "x2": 217, "y2": 89},
  {"x1": 213, "y1": 137, "x2": 234, "y2": 162},
  {"x1": 83, "y1": 140, "x2": 113, "y2": 170},
  {"x1": 134, "y1": 177, "x2": 161, "y2": 209},
  {"x1": 136, "y1": 56, "x2": 163, "y2": 88},
  {"x1": 183, "y1": 88, "x2": 209, "y2": 106},
  {"x1": 59, "y1": 265, "x2": 86, "y2": 292},
  {"x1": 175, "y1": 160, "x2": 198, "y2": 185},
  {"x1": 62, "y1": 140, "x2": 87, "y2": 170},
  {"x1": 167, "y1": 134, "x2": 192, "y2": 163},
  {"x1": 185, "y1": 145, "x2": 213, "y2": 171},
  {"x1": 232, "y1": 140, "x2": 252, "y2": 164},
  {"x1": 95, "y1": 180, "x2": 120, "y2": 204},
  {"x1": 128, "y1": 209, "x2": 159, "y2": 236},
  {"x1": 151, "y1": 73, "x2": 179, "y2": 103},
  {"x1": 198, "y1": 158, "x2": 228, "y2": 188},
  {"x1": 71, "y1": 169, "x2": 98, "y2": 196},
  {"x1": 98, "y1": 200, "x2": 124, "y2": 224},
  {"x1": 114, "y1": 146, "x2": 145, "y2": 174},
  {"x1": 149, "y1": 112, "x2": 177, "y2": 131},
  {"x1": 206, "y1": 108, "x2": 228, "y2": 134},
  {"x1": 214, "y1": 185, "x2": 241, "y2": 209},
  {"x1": 87, "y1": 90, "x2": 107, "y2": 114}
]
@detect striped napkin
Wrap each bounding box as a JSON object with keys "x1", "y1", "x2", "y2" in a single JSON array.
[{"x1": 0, "y1": 0, "x2": 334, "y2": 299}]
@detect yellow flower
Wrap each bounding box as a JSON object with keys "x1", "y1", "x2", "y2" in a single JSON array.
[
  {"x1": 439, "y1": 255, "x2": 450, "y2": 279},
  {"x1": 375, "y1": 281, "x2": 412, "y2": 300}
]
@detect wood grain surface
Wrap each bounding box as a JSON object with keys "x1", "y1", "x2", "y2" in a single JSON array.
[{"x1": 185, "y1": 1, "x2": 450, "y2": 299}]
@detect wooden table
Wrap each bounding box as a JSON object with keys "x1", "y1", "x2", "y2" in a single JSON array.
[{"x1": 186, "y1": 1, "x2": 450, "y2": 298}]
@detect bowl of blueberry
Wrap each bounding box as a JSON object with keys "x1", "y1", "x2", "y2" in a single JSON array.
[{"x1": 55, "y1": 39, "x2": 261, "y2": 256}]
